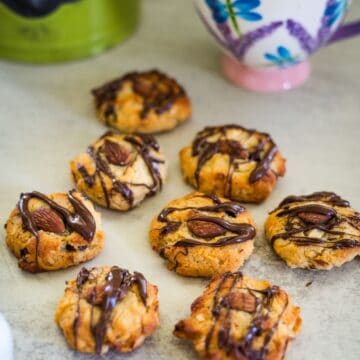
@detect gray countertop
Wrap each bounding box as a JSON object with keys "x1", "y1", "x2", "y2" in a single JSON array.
[{"x1": 0, "y1": 1, "x2": 359, "y2": 359}]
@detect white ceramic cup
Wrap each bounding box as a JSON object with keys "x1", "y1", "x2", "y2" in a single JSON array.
[{"x1": 195, "y1": 0, "x2": 360, "y2": 91}]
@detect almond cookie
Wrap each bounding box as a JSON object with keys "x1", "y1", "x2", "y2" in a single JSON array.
[
  {"x1": 179, "y1": 125, "x2": 286, "y2": 203},
  {"x1": 71, "y1": 131, "x2": 167, "y2": 211},
  {"x1": 55, "y1": 266, "x2": 159, "y2": 354},
  {"x1": 174, "y1": 272, "x2": 302, "y2": 360},
  {"x1": 149, "y1": 192, "x2": 256, "y2": 277},
  {"x1": 92, "y1": 69, "x2": 191, "y2": 133},
  {"x1": 5, "y1": 190, "x2": 104, "y2": 273},
  {"x1": 265, "y1": 191, "x2": 360, "y2": 270}
]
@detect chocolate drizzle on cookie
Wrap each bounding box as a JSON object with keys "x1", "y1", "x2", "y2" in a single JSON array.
[
  {"x1": 17, "y1": 190, "x2": 96, "y2": 270},
  {"x1": 176, "y1": 272, "x2": 290, "y2": 359},
  {"x1": 73, "y1": 267, "x2": 91, "y2": 350},
  {"x1": 157, "y1": 194, "x2": 255, "y2": 250},
  {"x1": 124, "y1": 133, "x2": 164, "y2": 196},
  {"x1": 270, "y1": 192, "x2": 360, "y2": 249},
  {"x1": 191, "y1": 125, "x2": 279, "y2": 195},
  {"x1": 75, "y1": 132, "x2": 164, "y2": 208},
  {"x1": 73, "y1": 266, "x2": 148, "y2": 354},
  {"x1": 92, "y1": 70, "x2": 186, "y2": 120},
  {"x1": 276, "y1": 191, "x2": 350, "y2": 209}
]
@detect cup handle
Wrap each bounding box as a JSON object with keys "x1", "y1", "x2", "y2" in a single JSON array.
[{"x1": 328, "y1": 20, "x2": 360, "y2": 43}]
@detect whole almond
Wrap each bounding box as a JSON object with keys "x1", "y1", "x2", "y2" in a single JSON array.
[
  {"x1": 219, "y1": 140, "x2": 249, "y2": 159},
  {"x1": 224, "y1": 291, "x2": 257, "y2": 313},
  {"x1": 298, "y1": 212, "x2": 331, "y2": 225},
  {"x1": 133, "y1": 78, "x2": 154, "y2": 96},
  {"x1": 104, "y1": 140, "x2": 131, "y2": 166},
  {"x1": 32, "y1": 208, "x2": 65, "y2": 234},
  {"x1": 85, "y1": 285, "x2": 105, "y2": 305},
  {"x1": 187, "y1": 219, "x2": 226, "y2": 238}
]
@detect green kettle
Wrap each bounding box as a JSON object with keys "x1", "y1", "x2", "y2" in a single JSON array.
[{"x1": 0, "y1": 0, "x2": 139, "y2": 63}]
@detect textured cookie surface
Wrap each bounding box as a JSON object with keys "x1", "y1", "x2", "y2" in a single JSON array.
[
  {"x1": 71, "y1": 131, "x2": 167, "y2": 211},
  {"x1": 92, "y1": 69, "x2": 191, "y2": 133},
  {"x1": 149, "y1": 192, "x2": 256, "y2": 277},
  {"x1": 174, "y1": 272, "x2": 301, "y2": 360},
  {"x1": 5, "y1": 190, "x2": 104, "y2": 273},
  {"x1": 179, "y1": 125, "x2": 286, "y2": 203},
  {"x1": 55, "y1": 266, "x2": 159, "y2": 354},
  {"x1": 265, "y1": 191, "x2": 360, "y2": 270}
]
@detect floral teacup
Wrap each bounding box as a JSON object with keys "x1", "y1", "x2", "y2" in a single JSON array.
[{"x1": 195, "y1": 0, "x2": 360, "y2": 91}]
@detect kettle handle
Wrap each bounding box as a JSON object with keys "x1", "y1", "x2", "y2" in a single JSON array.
[{"x1": 328, "y1": 20, "x2": 360, "y2": 43}]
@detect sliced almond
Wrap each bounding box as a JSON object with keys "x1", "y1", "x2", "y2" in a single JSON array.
[
  {"x1": 104, "y1": 139, "x2": 131, "y2": 166},
  {"x1": 32, "y1": 208, "x2": 65, "y2": 234},
  {"x1": 187, "y1": 219, "x2": 226, "y2": 238}
]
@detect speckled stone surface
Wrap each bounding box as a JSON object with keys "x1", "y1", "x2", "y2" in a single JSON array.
[{"x1": 0, "y1": 1, "x2": 360, "y2": 359}]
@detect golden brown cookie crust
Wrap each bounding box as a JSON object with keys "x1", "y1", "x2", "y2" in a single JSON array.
[
  {"x1": 55, "y1": 266, "x2": 160, "y2": 354},
  {"x1": 174, "y1": 272, "x2": 302, "y2": 360},
  {"x1": 149, "y1": 192, "x2": 256, "y2": 277},
  {"x1": 265, "y1": 191, "x2": 360, "y2": 270},
  {"x1": 92, "y1": 70, "x2": 192, "y2": 134},
  {"x1": 70, "y1": 131, "x2": 167, "y2": 211},
  {"x1": 5, "y1": 190, "x2": 104, "y2": 273},
  {"x1": 179, "y1": 125, "x2": 286, "y2": 203}
]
